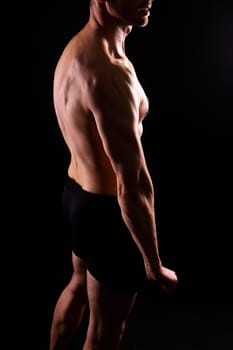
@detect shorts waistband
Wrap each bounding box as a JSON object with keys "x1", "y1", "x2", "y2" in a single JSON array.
[{"x1": 65, "y1": 176, "x2": 117, "y2": 201}]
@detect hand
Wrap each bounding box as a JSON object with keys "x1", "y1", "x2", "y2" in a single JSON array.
[{"x1": 145, "y1": 263, "x2": 178, "y2": 294}]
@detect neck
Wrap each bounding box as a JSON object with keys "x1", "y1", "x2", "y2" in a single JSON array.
[{"x1": 88, "y1": 2, "x2": 132, "y2": 58}]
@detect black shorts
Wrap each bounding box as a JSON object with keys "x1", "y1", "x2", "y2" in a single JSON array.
[{"x1": 62, "y1": 176, "x2": 147, "y2": 294}]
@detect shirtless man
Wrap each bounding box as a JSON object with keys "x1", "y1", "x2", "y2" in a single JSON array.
[{"x1": 49, "y1": 1, "x2": 178, "y2": 349}]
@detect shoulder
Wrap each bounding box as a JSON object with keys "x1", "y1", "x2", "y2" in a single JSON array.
[{"x1": 86, "y1": 55, "x2": 134, "y2": 99}]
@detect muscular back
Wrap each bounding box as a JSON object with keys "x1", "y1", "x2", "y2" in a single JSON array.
[{"x1": 53, "y1": 25, "x2": 149, "y2": 196}]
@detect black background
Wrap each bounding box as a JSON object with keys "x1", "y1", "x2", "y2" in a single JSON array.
[{"x1": 9, "y1": 0, "x2": 233, "y2": 349}]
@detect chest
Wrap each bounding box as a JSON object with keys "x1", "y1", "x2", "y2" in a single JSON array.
[
  {"x1": 128, "y1": 62, "x2": 149, "y2": 122},
  {"x1": 138, "y1": 82, "x2": 149, "y2": 123}
]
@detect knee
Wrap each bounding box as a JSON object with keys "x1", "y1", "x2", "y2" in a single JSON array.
[{"x1": 68, "y1": 274, "x2": 88, "y2": 302}]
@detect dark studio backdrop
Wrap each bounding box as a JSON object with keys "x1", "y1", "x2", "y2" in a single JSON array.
[{"x1": 10, "y1": 0, "x2": 233, "y2": 349}]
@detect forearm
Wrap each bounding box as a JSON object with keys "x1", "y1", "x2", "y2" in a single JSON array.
[{"x1": 118, "y1": 191, "x2": 161, "y2": 271}]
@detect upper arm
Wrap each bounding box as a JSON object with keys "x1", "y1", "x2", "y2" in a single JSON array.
[{"x1": 86, "y1": 66, "x2": 147, "y2": 190}]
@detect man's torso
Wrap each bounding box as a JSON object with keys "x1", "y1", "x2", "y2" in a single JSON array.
[{"x1": 53, "y1": 26, "x2": 149, "y2": 195}]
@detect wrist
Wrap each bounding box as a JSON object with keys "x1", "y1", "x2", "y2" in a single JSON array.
[{"x1": 143, "y1": 256, "x2": 162, "y2": 273}]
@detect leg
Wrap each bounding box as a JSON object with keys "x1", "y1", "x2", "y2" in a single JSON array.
[
  {"x1": 49, "y1": 253, "x2": 88, "y2": 350},
  {"x1": 82, "y1": 271, "x2": 138, "y2": 350}
]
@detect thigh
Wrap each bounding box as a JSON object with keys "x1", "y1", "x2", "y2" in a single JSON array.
[{"x1": 86, "y1": 270, "x2": 137, "y2": 330}]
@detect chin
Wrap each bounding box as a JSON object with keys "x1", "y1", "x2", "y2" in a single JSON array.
[{"x1": 134, "y1": 18, "x2": 149, "y2": 27}]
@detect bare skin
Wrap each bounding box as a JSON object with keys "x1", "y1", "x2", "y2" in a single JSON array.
[{"x1": 49, "y1": 1, "x2": 178, "y2": 349}]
